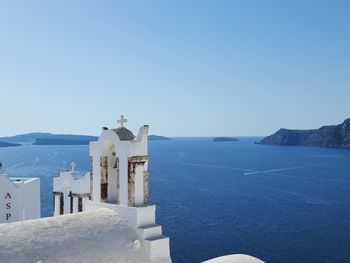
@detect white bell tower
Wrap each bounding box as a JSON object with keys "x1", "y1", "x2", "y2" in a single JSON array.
[{"x1": 89, "y1": 115, "x2": 149, "y2": 207}]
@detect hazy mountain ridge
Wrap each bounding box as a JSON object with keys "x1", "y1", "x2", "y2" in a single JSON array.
[
  {"x1": 0, "y1": 133, "x2": 98, "y2": 143},
  {"x1": 258, "y1": 118, "x2": 350, "y2": 149},
  {"x1": 0, "y1": 133, "x2": 170, "y2": 145}
]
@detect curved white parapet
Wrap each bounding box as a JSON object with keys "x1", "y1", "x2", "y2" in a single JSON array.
[
  {"x1": 202, "y1": 254, "x2": 265, "y2": 263},
  {"x1": 0, "y1": 208, "x2": 168, "y2": 263}
]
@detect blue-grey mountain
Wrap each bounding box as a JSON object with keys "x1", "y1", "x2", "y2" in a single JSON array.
[
  {"x1": 0, "y1": 133, "x2": 98, "y2": 143},
  {"x1": 258, "y1": 118, "x2": 350, "y2": 149},
  {"x1": 0, "y1": 133, "x2": 170, "y2": 145}
]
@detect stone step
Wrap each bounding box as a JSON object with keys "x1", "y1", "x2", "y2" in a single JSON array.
[
  {"x1": 144, "y1": 235, "x2": 170, "y2": 260},
  {"x1": 137, "y1": 224, "x2": 162, "y2": 240}
]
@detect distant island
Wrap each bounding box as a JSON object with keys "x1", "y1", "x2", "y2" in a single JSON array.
[
  {"x1": 148, "y1": 135, "x2": 171, "y2": 141},
  {"x1": 33, "y1": 138, "x2": 92, "y2": 145},
  {"x1": 0, "y1": 133, "x2": 98, "y2": 143},
  {"x1": 257, "y1": 117, "x2": 350, "y2": 149},
  {"x1": 213, "y1": 137, "x2": 238, "y2": 142},
  {"x1": 0, "y1": 141, "x2": 21, "y2": 147},
  {"x1": 0, "y1": 133, "x2": 170, "y2": 145}
]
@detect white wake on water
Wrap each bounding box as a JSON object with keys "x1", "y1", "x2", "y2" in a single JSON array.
[{"x1": 242, "y1": 163, "x2": 324, "y2": 175}]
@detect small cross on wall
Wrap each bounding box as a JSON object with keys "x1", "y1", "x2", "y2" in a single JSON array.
[
  {"x1": 117, "y1": 114, "x2": 128, "y2": 127},
  {"x1": 70, "y1": 161, "x2": 76, "y2": 172}
]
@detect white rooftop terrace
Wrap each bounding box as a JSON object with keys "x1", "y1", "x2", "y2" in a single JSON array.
[
  {"x1": 0, "y1": 208, "x2": 170, "y2": 263},
  {"x1": 9, "y1": 177, "x2": 38, "y2": 184}
]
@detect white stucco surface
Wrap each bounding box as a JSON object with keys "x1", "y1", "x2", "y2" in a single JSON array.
[
  {"x1": 0, "y1": 174, "x2": 40, "y2": 223},
  {"x1": 53, "y1": 169, "x2": 90, "y2": 216},
  {"x1": 202, "y1": 254, "x2": 265, "y2": 263},
  {"x1": 85, "y1": 201, "x2": 170, "y2": 260},
  {"x1": 0, "y1": 208, "x2": 170, "y2": 263}
]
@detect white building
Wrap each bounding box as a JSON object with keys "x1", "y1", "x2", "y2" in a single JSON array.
[
  {"x1": 53, "y1": 162, "x2": 90, "y2": 216},
  {"x1": 88, "y1": 115, "x2": 171, "y2": 261},
  {"x1": 0, "y1": 173, "x2": 40, "y2": 223},
  {"x1": 51, "y1": 115, "x2": 172, "y2": 262}
]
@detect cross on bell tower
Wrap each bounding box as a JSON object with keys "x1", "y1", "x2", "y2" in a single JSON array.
[
  {"x1": 117, "y1": 114, "x2": 128, "y2": 127},
  {"x1": 70, "y1": 161, "x2": 76, "y2": 172}
]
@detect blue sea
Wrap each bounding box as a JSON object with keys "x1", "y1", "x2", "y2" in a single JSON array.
[{"x1": 1, "y1": 137, "x2": 350, "y2": 263}]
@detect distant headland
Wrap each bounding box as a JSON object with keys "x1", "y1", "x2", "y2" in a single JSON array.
[
  {"x1": 213, "y1": 137, "x2": 239, "y2": 142},
  {"x1": 0, "y1": 133, "x2": 98, "y2": 146},
  {"x1": 0, "y1": 133, "x2": 170, "y2": 146},
  {"x1": 0, "y1": 133, "x2": 98, "y2": 144},
  {"x1": 257, "y1": 118, "x2": 350, "y2": 149},
  {"x1": 148, "y1": 135, "x2": 171, "y2": 141}
]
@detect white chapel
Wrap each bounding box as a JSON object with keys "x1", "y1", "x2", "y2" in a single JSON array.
[
  {"x1": 51, "y1": 115, "x2": 171, "y2": 261},
  {"x1": 53, "y1": 162, "x2": 90, "y2": 216}
]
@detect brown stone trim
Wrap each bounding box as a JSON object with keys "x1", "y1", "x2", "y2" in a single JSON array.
[
  {"x1": 71, "y1": 192, "x2": 91, "y2": 198},
  {"x1": 128, "y1": 156, "x2": 148, "y2": 163},
  {"x1": 128, "y1": 156, "x2": 148, "y2": 206},
  {"x1": 89, "y1": 156, "x2": 93, "y2": 200},
  {"x1": 116, "y1": 157, "x2": 120, "y2": 205},
  {"x1": 100, "y1": 156, "x2": 108, "y2": 201},
  {"x1": 128, "y1": 161, "x2": 135, "y2": 206},
  {"x1": 143, "y1": 171, "x2": 149, "y2": 204}
]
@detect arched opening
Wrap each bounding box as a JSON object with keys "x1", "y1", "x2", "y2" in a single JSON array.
[
  {"x1": 97, "y1": 141, "x2": 120, "y2": 204},
  {"x1": 107, "y1": 144, "x2": 119, "y2": 204}
]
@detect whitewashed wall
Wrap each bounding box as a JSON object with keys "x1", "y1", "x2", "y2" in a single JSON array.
[{"x1": 0, "y1": 175, "x2": 40, "y2": 223}]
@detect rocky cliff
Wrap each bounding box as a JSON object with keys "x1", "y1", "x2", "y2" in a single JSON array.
[{"x1": 257, "y1": 118, "x2": 350, "y2": 149}]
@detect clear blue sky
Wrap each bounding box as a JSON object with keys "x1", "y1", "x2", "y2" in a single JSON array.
[{"x1": 1, "y1": 0, "x2": 349, "y2": 137}]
